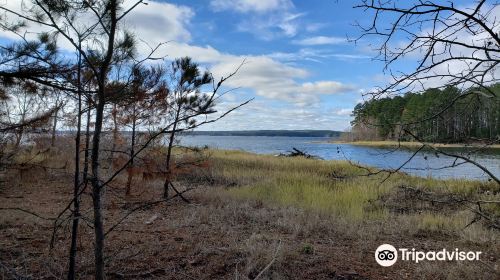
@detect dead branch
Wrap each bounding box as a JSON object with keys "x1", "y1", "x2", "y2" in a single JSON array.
[
  {"x1": 0, "y1": 260, "x2": 32, "y2": 280},
  {"x1": 253, "y1": 240, "x2": 282, "y2": 280},
  {"x1": 104, "y1": 187, "x2": 195, "y2": 237},
  {"x1": 0, "y1": 207, "x2": 55, "y2": 221},
  {"x1": 404, "y1": 129, "x2": 500, "y2": 185},
  {"x1": 399, "y1": 185, "x2": 500, "y2": 230}
]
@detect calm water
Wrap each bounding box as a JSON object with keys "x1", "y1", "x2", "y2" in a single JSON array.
[{"x1": 179, "y1": 135, "x2": 500, "y2": 180}]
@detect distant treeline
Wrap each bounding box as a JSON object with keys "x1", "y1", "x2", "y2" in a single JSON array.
[
  {"x1": 54, "y1": 130, "x2": 341, "y2": 138},
  {"x1": 350, "y1": 84, "x2": 500, "y2": 142},
  {"x1": 186, "y1": 130, "x2": 341, "y2": 137}
]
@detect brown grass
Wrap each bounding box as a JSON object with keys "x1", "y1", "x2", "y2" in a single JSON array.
[{"x1": 0, "y1": 145, "x2": 499, "y2": 279}]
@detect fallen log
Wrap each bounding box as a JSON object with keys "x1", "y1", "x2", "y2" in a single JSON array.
[{"x1": 279, "y1": 147, "x2": 322, "y2": 159}]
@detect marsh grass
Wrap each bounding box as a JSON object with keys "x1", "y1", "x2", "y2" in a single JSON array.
[
  {"x1": 193, "y1": 149, "x2": 499, "y2": 230},
  {"x1": 2, "y1": 145, "x2": 498, "y2": 279}
]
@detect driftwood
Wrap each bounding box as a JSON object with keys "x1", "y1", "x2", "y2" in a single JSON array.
[{"x1": 279, "y1": 147, "x2": 322, "y2": 159}]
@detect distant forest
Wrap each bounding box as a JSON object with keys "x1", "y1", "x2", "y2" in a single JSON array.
[
  {"x1": 187, "y1": 130, "x2": 341, "y2": 137},
  {"x1": 350, "y1": 84, "x2": 500, "y2": 143}
]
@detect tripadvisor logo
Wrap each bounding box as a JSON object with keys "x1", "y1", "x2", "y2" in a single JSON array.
[
  {"x1": 375, "y1": 244, "x2": 397, "y2": 267},
  {"x1": 375, "y1": 244, "x2": 482, "y2": 267}
]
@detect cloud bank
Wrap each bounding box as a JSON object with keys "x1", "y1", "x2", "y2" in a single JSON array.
[{"x1": 0, "y1": 0, "x2": 356, "y2": 129}]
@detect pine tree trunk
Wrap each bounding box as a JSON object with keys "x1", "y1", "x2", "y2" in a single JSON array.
[
  {"x1": 91, "y1": 98, "x2": 106, "y2": 280},
  {"x1": 14, "y1": 128, "x2": 23, "y2": 149},
  {"x1": 91, "y1": 2, "x2": 117, "y2": 278},
  {"x1": 51, "y1": 107, "x2": 58, "y2": 147},
  {"x1": 125, "y1": 107, "x2": 136, "y2": 196},
  {"x1": 109, "y1": 103, "x2": 118, "y2": 169},
  {"x1": 163, "y1": 106, "x2": 180, "y2": 199},
  {"x1": 67, "y1": 50, "x2": 82, "y2": 280},
  {"x1": 83, "y1": 101, "x2": 91, "y2": 182}
]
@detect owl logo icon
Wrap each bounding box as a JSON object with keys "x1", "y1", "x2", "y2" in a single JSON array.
[{"x1": 375, "y1": 244, "x2": 398, "y2": 267}]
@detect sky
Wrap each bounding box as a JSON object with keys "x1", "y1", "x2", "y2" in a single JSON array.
[
  {"x1": 125, "y1": 0, "x2": 392, "y2": 131},
  {"x1": 0, "y1": 0, "x2": 484, "y2": 131}
]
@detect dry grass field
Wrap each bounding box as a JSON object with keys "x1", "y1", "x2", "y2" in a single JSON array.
[{"x1": 0, "y1": 144, "x2": 499, "y2": 279}]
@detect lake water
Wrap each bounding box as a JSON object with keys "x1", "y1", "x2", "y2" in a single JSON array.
[{"x1": 179, "y1": 135, "x2": 500, "y2": 181}]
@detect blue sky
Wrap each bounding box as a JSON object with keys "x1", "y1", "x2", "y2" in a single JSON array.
[
  {"x1": 156, "y1": 0, "x2": 391, "y2": 131},
  {"x1": 0, "y1": 0, "x2": 427, "y2": 131}
]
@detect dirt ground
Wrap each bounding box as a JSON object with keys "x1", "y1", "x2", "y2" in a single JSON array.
[{"x1": 0, "y1": 169, "x2": 498, "y2": 279}]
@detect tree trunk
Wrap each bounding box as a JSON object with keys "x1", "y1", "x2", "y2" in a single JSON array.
[
  {"x1": 90, "y1": 2, "x2": 117, "y2": 278},
  {"x1": 51, "y1": 106, "x2": 58, "y2": 147},
  {"x1": 163, "y1": 106, "x2": 180, "y2": 199},
  {"x1": 67, "y1": 50, "x2": 82, "y2": 280},
  {"x1": 109, "y1": 103, "x2": 118, "y2": 169},
  {"x1": 125, "y1": 106, "x2": 136, "y2": 196},
  {"x1": 14, "y1": 128, "x2": 23, "y2": 149},
  {"x1": 83, "y1": 101, "x2": 91, "y2": 184},
  {"x1": 91, "y1": 98, "x2": 106, "y2": 280},
  {"x1": 125, "y1": 172, "x2": 133, "y2": 195}
]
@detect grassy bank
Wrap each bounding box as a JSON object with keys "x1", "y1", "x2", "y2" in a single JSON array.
[{"x1": 190, "y1": 149, "x2": 499, "y2": 229}]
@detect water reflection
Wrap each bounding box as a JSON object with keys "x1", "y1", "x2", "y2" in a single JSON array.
[{"x1": 179, "y1": 135, "x2": 500, "y2": 180}]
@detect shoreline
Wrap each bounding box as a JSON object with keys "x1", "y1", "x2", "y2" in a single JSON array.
[
  {"x1": 202, "y1": 148, "x2": 492, "y2": 183},
  {"x1": 328, "y1": 140, "x2": 500, "y2": 149}
]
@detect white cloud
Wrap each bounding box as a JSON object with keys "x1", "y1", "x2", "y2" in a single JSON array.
[
  {"x1": 140, "y1": 41, "x2": 355, "y2": 106},
  {"x1": 208, "y1": 54, "x2": 353, "y2": 105},
  {"x1": 122, "y1": 1, "x2": 193, "y2": 43},
  {"x1": 0, "y1": 0, "x2": 194, "y2": 49},
  {"x1": 0, "y1": 0, "x2": 77, "y2": 49},
  {"x1": 0, "y1": 0, "x2": 355, "y2": 108},
  {"x1": 329, "y1": 54, "x2": 371, "y2": 60},
  {"x1": 305, "y1": 23, "x2": 327, "y2": 33},
  {"x1": 293, "y1": 36, "x2": 346, "y2": 46},
  {"x1": 334, "y1": 108, "x2": 352, "y2": 116},
  {"x1": 236, "y1": 12, "x2": 305, "y2": 40},
  {"x1": 210, "y1": 0, "x2": 293, "y2": 13},
  {"x1": 202, "y1": 100, "x2": 352, "y2": 130},
  {"x1": 268, "y1": 49, "x2": 325, "y2": 63},
  {"x1": 210, "y1": 0, "x2": 302, "y2": 40},
  {"x1": 268, "y1": 49, "x2": 371, "y2": 63},
  {"x1": 277, "y1": 12, "x2": 304, "y2": 37},
  {"x1": 302, "y1": 81, "x2": 354, "y2": 94}
]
